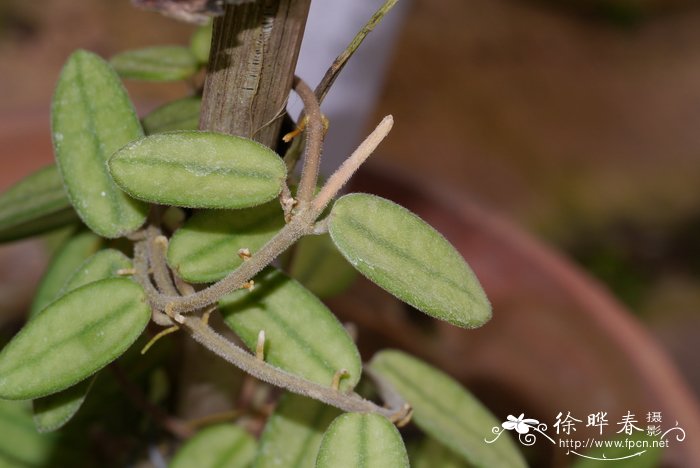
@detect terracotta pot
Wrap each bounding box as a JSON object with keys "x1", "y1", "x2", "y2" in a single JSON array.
[{"x1": 328, "y1": 163, "x2": 700, "y2": 467}]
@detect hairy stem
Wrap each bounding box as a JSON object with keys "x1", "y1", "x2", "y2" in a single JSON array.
[{"x1": 293, "y1": 76, "x2": 324, "y2": 204}]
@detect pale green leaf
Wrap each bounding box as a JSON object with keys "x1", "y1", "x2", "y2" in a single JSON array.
[
  {"x1": 32, "y1": 375, "x2": 96, "y2": 433},
  {"x1": 329, "y1": 193, "x2": 491, "y2": 328},
  {"x1": 0, "y1": 400, "x2": 57, "y2": 467},
  {"x1": 0, "y1": 278, "x2": 151, "y2": 400},
  {"x1": 254, "y1": 393, "x2": 340, "y2": 468},
  {"x1": 190, "y1": 22, "x2": 213, "y2": 63},
  {"x1": 52, "y1": 50, "x2": 148, "y2": 238},
  {"x1": 289, "y1": 234, "x2": 357, "y2": 298},
  {"x1": 171, "y1": 424, "x2": 257, "y2": 468},
  {"x1": 60, "y1": 248, "x2": 132, "y2": 294},
  {"x1": 0, "y1": 165, "x2": 78, "y2": 243},
  {"x1": 31, "y1": 248, "x2": 131, "y2": 432},
  {"x1": 30, "y1": 230, "x2": 103, "y2": 318},
  {"x1": 167, "y1": 201, "x2": 284, "y2": 283},
  {"x1": 410, "y1": 437, "x2": 472, "y2": 468},
  {"x1": 109, "y1": 131, "x2": 287, "y2": 209},
  {"x1": 110, "y1": 46, "x2": 199, "y2": 81},
  {"x1": 220, "y1": 268, "x2": 361, "y2": 391},
  {"x1": 142, "y1": 96, "x2": 201, "y2": 135},
  {"x1": 369, "y1": 350, "x2": 526, "y2": 468},
  {"x1": 315, "y1": 413, "x2": 409, "y2": 468}
]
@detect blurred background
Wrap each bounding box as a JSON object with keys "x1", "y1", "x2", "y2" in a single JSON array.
[{"x1": 1, "y1": 0, "x2": 699, "y2": 465}]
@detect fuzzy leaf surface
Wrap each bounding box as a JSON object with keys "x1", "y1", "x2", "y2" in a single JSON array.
[
  {"x1": 110, "y1": 46, "x2": 199, "y2": 81},
  {"x1": 109, "y1": 131, "x2": 286, "y2": 209},
  {"x1": 254, "y1": 393, "x2": 340, "y2": 468},
  {"x1": 167, "y1": 201, "x2": 284, "y2": 283},
  {"x1": 289, "y1": 234, "x2": 357, "y2": 298},
  {"x1": 329, "y1": 193, "x2": 491, "y2": 328},
  {"x1": 369, "y1": 350, "x2": 526, "y2": 468},
  {"x1": 0, "y1": 165, "x2": 78, "y2": 243},
  {"x1": 29, "y1": 230, "x2": 102, "y2": 318},
  {"x1": 220, "y1": 268, "x2": 361, "y2": 391},
  {"x1": 142, "y1": 96, "x2": 201, "y2": 135},
  {"x1": 170, "y1": 424, "x2": 256, "y2": 468},
  {"x1": 0, "y1": 278, "x2": 151, "y2": 399},
  {"x1": 32, "y1": 248, "x2": 131, "y2": 432},
  {"x1": 315, "y1": 413, "x2": 409, "y2": 468},
  {"x1": 52, "y1": 50, "x2": 148, "y2": 238}
]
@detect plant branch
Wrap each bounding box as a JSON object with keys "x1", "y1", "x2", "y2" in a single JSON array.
[
  {"x1": 314, "y1": 0, "x2": 399, "y2": 104},
  {"x1": 293, "y1": 76, "x2": 324, "y2": 204},
  {"x1": 182, "y1": 314, "x2": 409, "y2": 422},
  {"x1": 144, "y1": 116, "x2": 393, "y2": 315}
]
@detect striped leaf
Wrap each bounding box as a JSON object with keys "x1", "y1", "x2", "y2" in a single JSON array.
[
  {"x1": 254, "y1": 393, "x2": 340, "y2": 468},
  {"x1": 0, "y1": 165, "x2": 78, "y2": 243},
  {"x1": 219, "y1": 268, "x2": 361, "y2": 391},
  {"x1": 167, "y1": 201, "x2": 284, "y2": 283},
  {"x1": 32, "y1": 248, "x2": 131, "y2": 432},
  {"x1": 110, "y1": 46, "x2": 199, "y2": 81},
  {"x1": 315, "y1": 413, "x2": 409, "y2": 468},
  {"x1": 170, "y1": 424, "x2": 257, "y2": 468},
  {"x1": 142, "y1": 96, "x2": 201, "y2": 135},
  {"x1": 30, "y1": 230, "x2": 103, "y2": 318},
  {"x1": 369, "y1": 350, "x2": 526, "y2": 468},
  {"x1": 0, "y1": 278, "x2": 151, "y2": 400},
  {"x1": 109, "y1": 131, "x2": 286, "y2": 209},
  {"x1": 410, "y1": 437, "x2": 471, "y2": 468},
  {"x1": 328, "y1": 193, "x2": 491, "y2": 328},
  {"x1": 52, "y1": 50, "x2": 148, "y2": 238},
  {"x1": 289, "y1": 234, "x2": 357, "y2": 298}
]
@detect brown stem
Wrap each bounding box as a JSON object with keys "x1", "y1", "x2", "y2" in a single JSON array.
[{"x1": 293, "y1": 76, "x2": 324, "y2": 204}]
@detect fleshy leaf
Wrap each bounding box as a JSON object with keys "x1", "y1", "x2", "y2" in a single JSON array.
[
  {"x1": 254, "y1": 393, "x2": 340, "y2": 468},
  {"x1": 109, "y1": 131, "x2": 287, "y2": 209},
  {"x1": 110, "y1": 46, "x2": 199, "y2": 81},
  {"x1": 142, "y1": 96, "x2": 201, "y2": 135},
  {"x1": 30, "y1": 230, "x2": 103, "y2": 318},
  {"x1": 219, "y1": 268, "x2": 361, "y2": 391},
  {"x1": 369, "y1": 350, "x2": 526, "y2": 468},
  {"x1": 0, "y1": 400, "x2": 58, "y2": 467},
  {"x1": 167, "y1": 201, "x2": 284, "y2": 283},
  {"x1": 59, "y1": 248, "x2": 132, "y2": 294},
  {"x1": 32, "y1": 248, "x2": 131, "y2": 432},
  {"x1": 0, "y1": 278, "x2": 151, "y2": 400},
  {"x1": 170, "y1": 424, "x2": 256, "y2": 468},
  {"x1": 315, "y1": 413, "x2": 409, "y2": 468},
  {"x1": 289, "y1": 234, "x2": 358, "y2": 298},
  {"x1": 52, "y1": 50, "x2": 148, "y2": 238},
  {"x1": 32, "y1": 376, "x2": 96, "y2": 433},
  {"x1": 190, "y1": 22, "x2": 212, "y2": 63},
  {"x1": 410, "y1": 437, "x2": 471, "y2": 468},
  {"x1": 328, "y1": 193, "x2": 491, "y2": 328},
  {"x1": 0, "y1": 165, "x2": 78, "y2": 243}
]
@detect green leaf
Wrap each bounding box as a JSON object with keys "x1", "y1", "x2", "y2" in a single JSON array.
[
  {"x1": 410, "y1": 437, "x2": 472, "y2": 468},
  {"x1": 328, "y1": 193, "x2": 491, "y2": 328},
  {"x1": 109, "y1": 131, "x2": 287, "y2": 209},
  {"x1": 190, "y1": 22, "x2": 213, "y2": 63},
  {"x1": 315, "y1": 413, "x2": 409, "y2": 468},
  {"x1": 0, "y1": 400, "x2": 57, "y2": 467},
  {"x1": 142, "y1": 96, "x2": 201, "y2": 135},
  {"x1": 0, "y1": 278, "x2": 151, "y2": 400},
  {"x1": 219, "y1": 268, "x2": 361, "y2": 391},
  {"x1": 170, "y1": 424, "x2": 257, "y2": 468},
  {"x1": 30, "y1": 230, "x2": 103, "y2": 318},
  {"x1": 254, "y1": 393, "x2": 340, "y2": 468},
  {"x1": 110, "y1": 46, "x2": 199, "y2": 81},
  {"x1": 31, "y1": 248, "x2": 131, "y2": 432},
  {"x1": 369, "y1": 350, "x2": 526, "y2": 468},
  {"x1": 52, "y1": 49, "x2": 148, "y2": 238},
  {"x1": 167, "y1": 201, "x2": 284, "y2": 283},
  {"x1": 60, "y1": 248, "x2": 132, "y2": 294},
  {"x1": 32, "y1": 375, "x2": 96, "y2": 433},
  {"x1": 289, "y1": 234, "x2": 358, "y2": 298},
  {"x1": 0, "y1": 165, "x2": 78, "y2": 243}
]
